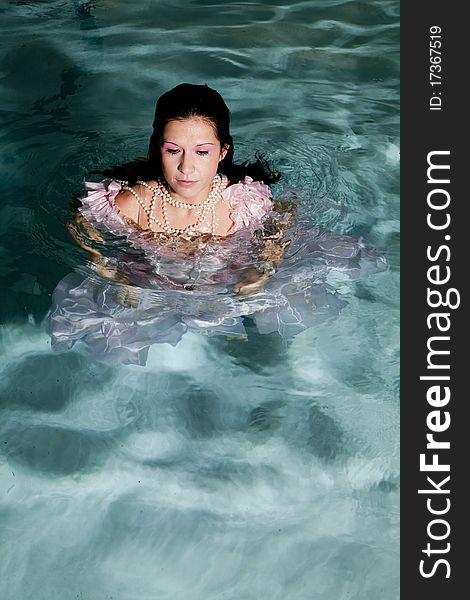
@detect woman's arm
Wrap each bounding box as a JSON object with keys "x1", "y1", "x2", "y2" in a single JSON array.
[
  {"x1": 234, "y1": 199, "x2": 295, "y2": 297},
  {"x1": 67, "y1": 212, "x2": 139, "y2": 306},
  {"x1": 67, "y1": 211, "x2": 105, "y2": 257}
]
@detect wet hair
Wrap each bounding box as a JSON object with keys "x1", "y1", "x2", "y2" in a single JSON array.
[{"x1": 95, "y1": 83, "x2": 280, "y2": 186}]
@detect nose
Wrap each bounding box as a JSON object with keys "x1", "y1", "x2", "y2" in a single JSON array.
[{"x1": 178, "y1": 152, "x2": 195, "y2": 175}]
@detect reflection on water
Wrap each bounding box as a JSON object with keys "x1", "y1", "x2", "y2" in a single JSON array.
[{"x1": 0, "y1": 1, "x2": 399, "y2": 598}]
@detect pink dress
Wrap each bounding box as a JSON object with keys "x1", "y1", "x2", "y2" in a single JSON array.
[
  {"x1": 48, "y1": 176, "x2": 385, "y2": 364},
  {"x1": 78, "y1": 176, "x2": 274, "y2": 240}
]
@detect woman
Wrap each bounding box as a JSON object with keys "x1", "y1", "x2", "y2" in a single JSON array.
[
  {"x1": 71, "y1": 83, "x2": 288, "y2": 295},
  {"x1": 49, "y1": 83, "x2": 382, "y2": 365},
  {"x1": 109, "y1": 83, "x2": 279, "y2": 237}
]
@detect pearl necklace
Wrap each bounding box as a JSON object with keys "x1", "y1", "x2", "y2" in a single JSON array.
[
  {"x1": 141, "y1": 179, "x2": 207, "y2": 210},
  {"x1": 119, "y1": 174, "x2": 227, "y2": 236}
]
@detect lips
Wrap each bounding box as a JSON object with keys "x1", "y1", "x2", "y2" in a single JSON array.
[{"x1": 176, "y1": 180, "x2": 197, "y2": 186}]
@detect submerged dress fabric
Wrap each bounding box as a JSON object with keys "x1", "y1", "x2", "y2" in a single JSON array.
[{"x1": 48, "y1": 178, "x2": 386, "y2": 365}]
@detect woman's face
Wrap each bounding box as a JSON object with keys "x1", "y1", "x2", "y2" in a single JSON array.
[{"x1": 160, "y1": 117, "x2": 229, "y2": 203}]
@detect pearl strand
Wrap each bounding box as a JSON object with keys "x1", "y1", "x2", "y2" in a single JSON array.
[
  {"x1": 138, "y1": 179, "x2": 207, "y2": 210},
  {"x1": 119, "y1": 183, "x2": 157, "y2": 226},
  {"x1": 120, "y1": 174, "x2": 227, "y2": 236},
  {"x1": 159, "y1": 174, "x2": 226, "y2": 235}
]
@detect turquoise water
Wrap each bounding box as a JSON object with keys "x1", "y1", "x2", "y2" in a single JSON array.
[{"x1": 0, "y1": 1, "x2": 399, "y2": 599}]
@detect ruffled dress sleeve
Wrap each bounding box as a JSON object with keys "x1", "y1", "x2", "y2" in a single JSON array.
[
  {"x1": 223, "y1": 176, "x2": 273, "y2": 233},
  {"x1": 78, "y1": 179, "x2": 128, "y2": 234}
]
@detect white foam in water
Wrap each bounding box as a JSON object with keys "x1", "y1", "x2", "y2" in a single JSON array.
[
  {"x1": 145, "y1": 330, "x2": 213, "y2": 372},
  {"x1": 384, "y1": 142, "x2": 400, "y2": 165}
]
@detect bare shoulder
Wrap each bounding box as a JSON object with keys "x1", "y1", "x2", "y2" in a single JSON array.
[{"x1": 115, "y1": 186, "x2": 139, "y2": 221}]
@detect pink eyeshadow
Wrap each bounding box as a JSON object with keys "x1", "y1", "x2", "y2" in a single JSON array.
[{"x1": 162, "y1": 142, "x2": 180, "y2": 150}]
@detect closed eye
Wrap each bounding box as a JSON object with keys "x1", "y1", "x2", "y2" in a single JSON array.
[
  {"x1": 196, "y1": 150, "x2": 209, "y2": 156},
  {"x1": 165, "y1": 148, "x2": 180, "y2": 155}
]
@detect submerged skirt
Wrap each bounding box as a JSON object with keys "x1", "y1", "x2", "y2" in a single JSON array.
[{"x1": 47, "y1": 224, "x2": 387, "y2": 365}]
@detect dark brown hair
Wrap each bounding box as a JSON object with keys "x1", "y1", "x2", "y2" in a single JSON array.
[{"x1": 96, "y1": 83, "x2": 280, "y2": 186}]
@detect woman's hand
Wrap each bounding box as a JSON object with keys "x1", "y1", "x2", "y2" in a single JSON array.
[{"x1": 234, "y1": 268, "x2": 269, "y2": 297}]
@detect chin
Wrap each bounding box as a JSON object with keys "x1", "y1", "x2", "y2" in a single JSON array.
[
  {"x1": 173, "y1": 181, "x2": 209, "y2": 199},
  {"x1": 174, "y1": 185, "x2": 201, "y2": 198}
]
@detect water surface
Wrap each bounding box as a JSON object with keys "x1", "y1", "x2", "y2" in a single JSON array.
[{"x1": 0, "y1": 1, "x2": 399, "y2": 598}]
